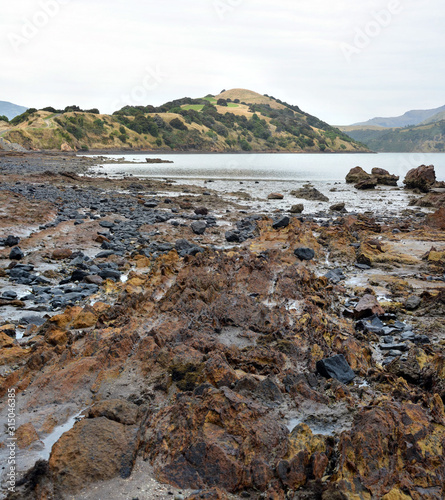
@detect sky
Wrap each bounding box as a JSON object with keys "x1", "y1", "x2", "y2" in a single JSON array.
[{"x1": 1, "y1": 0, "x2": 444, "y2": 124}]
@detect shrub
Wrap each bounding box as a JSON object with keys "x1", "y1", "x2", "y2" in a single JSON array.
[
  {"x1": 156, "y1": 138, "x2": 162, "y2": 147},
  {"x1": 119, "y1": 125, "x2": 126, "y2": 134},
  {"x1": 170, "y1": 118, "x2": 188, "y2": 131},
  {"x1": 0, "y1": 115, "x2": 9, "y2": 122},
  {"x1": 81, "y1": 145, "x2": 89, "y2": 151},
  {"x1": 239, "y1": 139, "x2": 252, "y2": 151}
]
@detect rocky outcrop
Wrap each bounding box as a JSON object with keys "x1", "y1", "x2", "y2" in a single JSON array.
[
  {"x1": 346, "y1": 166, "x2": 399, "y2": 189},
  {"x1": 291, "y1": 185, "x2": 329, "y2": 202},
  {"x1": 346, "y1": 166, "x2": 371, "y2": 184},
  {"x1": 371, "y1": 167, "x2": 399, "y2": 185},
  {"x1": 403, "y1": 164, "x2": 436, "y2": 192}
]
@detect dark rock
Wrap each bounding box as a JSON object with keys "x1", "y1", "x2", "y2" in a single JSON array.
[
  {"x1": 324, "y1": 268, "x2": 345, "y2": 284},
  {"x1": 354, "y1": 178, "x2": 378, "y2": 190},
  {"x1": 294, "y1": 247, "x2": 315, "y2": 261},
  {"x1": 371, "y1": 168, "x2": 399, "y2": 186},
  {"x1": 316, "y1": 354, "x2": 355, "y2": 384},
  {"x1": 225, "y1": 230, "x2": 241, "y2": 243},
  {"x1": 191, "y1": 221, "x2": 207, "y2": 235},
  {"x1": 9, "y1": 246, "x2": 24, "y2": 260},
  {"x1": 346, "y1": 166, "x2": 371, "y2": 184},
  {"x1": 99, "y1": 220, "x2": 115, "y2": 228},
  {"x1": 329, "y1": 202, "x2": 346, "y2": 212},
  {"x1": 290, "y1": 204, "x2": 304, "y2": 214},
  {"x1": 379, "y1": 343, "x2": 409, "y2": 351},
  {"x1": 4, "y1": 235, "x2": 20, "y2": 247},
  {"x1": 194, "y1": 207, "x2": 209, "y2": 216},
  {"x1": 291, "y1": 185, "x2": 329, "y2": 202},
  {"x1": 405, "y1": 295, "x2": 421, "y2": 311},
  {"x1": 403, "y1": 164, "x2": 436, "y2": 192},
  {"x1": 272, "y1": 216, "x2": 290, "y2": 230},
  {"x1": 2, "y1": 290, "x2": 18, "y2": 300}
]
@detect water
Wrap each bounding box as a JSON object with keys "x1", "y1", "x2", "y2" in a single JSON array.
[
  {"x1": 86, "y1": 152, "x2": 445, "y2": 216},
  {"x1": 88, "y1": 152, "x2": 445, "y2": 182}
]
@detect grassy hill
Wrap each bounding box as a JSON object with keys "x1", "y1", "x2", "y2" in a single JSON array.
[
  {"x1": 0, "y1": 90, "x2": 368, "y2": 153},
  {"x1": 340, "y1": 120, "x2": 445, "y2": 152}
]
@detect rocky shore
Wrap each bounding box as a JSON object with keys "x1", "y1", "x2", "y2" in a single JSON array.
[{"x1": 0, "y1": 154, "x2": 444, "y2": 500}]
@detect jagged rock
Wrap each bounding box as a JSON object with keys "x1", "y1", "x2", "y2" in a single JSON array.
[
  {"x1": 316, "y1": 354, "x2": 355, "y2": 384},
  {"x1": 324, "y1": 268, "x2": 346, "y2": 283},
  {"x1": 346, "y1": 166, "x2": 372, "y2": 184},
  {"x1": 371, "y1": 167, "x2": 399, "y2": 185},
  {"x1": 294, "y1": 247, "x2": 315, "y2": 261},
  {"x1": 48, "y1": 416, "x2": 141, "y2": 493},
  {"x1": 87, "y1": 399, "x2": 140, "y2": 425},
  {"x1": 272, "y1": 216, "x2": 290, "y2": 229},
  {"x1": 4, "y1": 235, "x2": 20, "y2": 247},
  {"x1": 191, "y1": 220, "x2": 207, "y2": 235},
  {"x1": 354, "y1": 177, "x2": 378, "y2": 190},
  {"x1": 291, "y1": 185, "x2": 329, "y2": 202},
  {"x1": 404, "y1": 164, "x2": 436, "y2": 192},
  {"x1": 353, "y1": 294, "x2": 384, "y2": 319},
  {"x1": 426, "y1": 206, "x2": 445, "y2": 230}
]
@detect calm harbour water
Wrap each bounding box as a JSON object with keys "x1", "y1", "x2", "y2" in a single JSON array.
[{"x1": 88, "y1": 152, "x2": 445, "y2": 216}]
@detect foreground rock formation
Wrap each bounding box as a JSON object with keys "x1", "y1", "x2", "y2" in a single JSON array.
[{"x1": 0, "y1": 154, "x2": 444, "y2": 500}]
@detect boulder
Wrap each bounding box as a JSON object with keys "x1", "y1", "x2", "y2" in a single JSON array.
[
  {"x1": 51, "y1": 248, "x2": 73, "y2": 260},
  {"x1": 426, "y1": 206, "x2": 445, "y2": 230},
  {"x1": 354, "y1": 177, "x2": 377, "y2": 190},
  {"x1": 291, "y1": 185, "x2": 329, "y2": 202},
  {"x1": 371, "y1": 167, "x2": 399, "y2": 186},
  {"x1": 329, "y1": 202, "x2": 346, "y2": 212},
  {"x1": 4, "y1": 235, "x2": 20, "y2": 247},
  {"x1": 403, "y1": 164, "x2": 436, "y2": 192},
  {"x1": 272, "y1": 216, "x2": 290, "y2": 230},
  {"x1": 346, "y1": 166, "x2": 371, "y2": 184},
  {"x1": 194, "y1": 207, "x2": 209, "y2": 216},
  {"x1": 353, "y1": 294, "x2": 384, "y2": 319},
  {"x1": 294, "y1": 247, "x2": 315, "y2": 261},
  {"x1": 290, "y1": 204, "x2": 304, "y2": 214},
  {"x1": 316, "y1": 354, "x2": 355, "y2": 384},
  {"x1": 405, "y1": 295, "x2": 421, "y2": 311},
  {"x1": 9, "y1": 246, "x2": 24, "y2": 260},
  {"x1": 191, "y1": 221, "x2": 207, "y2": 235},
  {"x1": 267, "y1": 193, "x2": 284, "y2": 200}
]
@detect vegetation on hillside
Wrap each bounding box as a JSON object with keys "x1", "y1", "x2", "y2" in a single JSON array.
[
  {"x1": 1, "y1": 90, "x2": 368, "y2": 152},
  {"x1": 343, "y1": 120, "x2": 445, "y2": 152}
]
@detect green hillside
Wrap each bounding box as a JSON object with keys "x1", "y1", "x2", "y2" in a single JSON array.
[
  {"x1": 0, "y1": 90, "x2": 368, "y2": 153},
  {"x1": 341, "y1": 120, "x2": 445, "y2": 152}
]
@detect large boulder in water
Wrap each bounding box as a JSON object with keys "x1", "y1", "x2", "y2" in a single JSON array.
[
  {"x1": 371, "y1": 167, "x2": 399, "y2": 186},
  {"x1": 403, "y1": 164, "x2": 436, "y2": 192},
  {"x1": 346, "y1": 166, "x2": 371, "y2": 184}
]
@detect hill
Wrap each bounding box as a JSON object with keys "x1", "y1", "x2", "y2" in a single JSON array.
[
  {"x1": 0, "y1": 100, "x2": 28, "y2": 120},
  {"x1": 352, "y1": 104, "x2": 445, "y2": 128},
  {"x1": 340, "y1": 120, "x2": 445, "y2": 152},
  {"x1": 420, "y1": 110, "x2": 445, "y2": 125},
  {"x1": 0, "y1": 90, "x2": 368, "y2": 153}
]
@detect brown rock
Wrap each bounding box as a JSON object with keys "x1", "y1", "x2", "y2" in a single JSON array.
[
  {"x1": 87, "y1": 399, "x2": 140, "y2": 425},
  {"x1": 290, "y1": 204, "x2": 304, "y2": 213},
  {"x1": 0, "y1": 330, "x2": 15, "y2": 348},
  {"x1": 353, "y1": 294, "x2": 384, "y2": 319},
  {"x1": 403, "y1": 164, "x2": 436, "y2": 192},
  {"x1": 354, "y1": 177, "x2": 378, "y2": 190},
  {"x1": 49, "y1": 416, "x2": 140, "y2": 493},
  {"x1": 194, "y1": 207, "x2": 209, "y2": 216},
  {"x1": 45, "y1": 329, "x2": 70, "y2": 346},
  {"x1": 371, "y1": 167, "x2": 399, "y2": 185},
  {"x1": 291, "y1": 185, "x2": 329, "y2": 202},
  {"x1": 329, "y1": 202, "x2": 345, "y2": 212},
  {"x1": 203, "y1": 353, "x2": 238, "y2": 388},
  {"x1": 16, "y1": 422, "x2": 41, "y2": 449},
  {"x1": 268, "y1": 193, "x2": 284, "y2": 200},
  {"x1": 51, "y1": 248, "x2": 73, "y2": 260},
  {"x1": 426, "y1": 206, "x2": 445, "y2": 230},
  {"x1": 346, "y1": 166, "x2": 371, "y2": 183},
  {"x1": 84, "y1": 274, "x2": 104, "y2": 285}
]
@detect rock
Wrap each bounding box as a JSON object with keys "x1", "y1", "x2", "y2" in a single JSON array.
[
  {"x1": 191, "y1": 220, "x2": 207, "y2": 235},
  {"x1": 175, "y1": 239, "x2": 203, "y2": 257},
  {"x1": 9, "y1": 246, "x2": 24, "y2": 260},
  {"x1": 87, "y1": 399, "x2": 140, "y2": 425},
  {"x1": 272, "y1": 216, "x2": 290, "y2": 230},
  {"x1": 99, "y1": 220, "x2": 114, "y2": 228},
  {"x1": 290, "y1": 204, "x2": 304, "y2": 214},
  {"x1": 267, "y1": 193, "x2": 284, "y2": 200},
  {"x1": 371, "y1": 167, "x2": 399, "y2": 186},
  {"x1": 405, "y1": 295, "x2": 421, "y2": 311},
  {"x1": 316, "y1": 354, "x2": 355, "y2": 384},
  {"x1": 194, "y1": 207, "x2": 209, "y2": 216},
  {"x1": 403, "y1": 164, "x2": 436, "y2": 192},
  {"x1": 294, "y1": 247, "x2": 315, "y2": 261},
  {"x1": 291, "y1": 185, "x2": 329, "y2": 202},
  {"x1": 61, "y1": 142, "x2": 74, "y2": 152},
  {"x1": 325, "y1": 268, "x2": 346, "y2": 284},
  {"x1": 144, "y1": 199, "x2": 159, "y2": 208},
  {"x1": 345, "y1": 166, "x2": 372, "y2": 184},
  {"x1": 49, "y1": 416, "x2": 141, "y2": 493},
  {"x1": 353, "y1": 294, "x2": 384, "y2": 319},
  {"x1": 426, "y1": 206, "x2": 445, "y2": 230},
  {"x1": 52, "y1": 248, "x2": 73, "y2": 260},
  {"x1": 329, "y1": 202, "x2": 346, "y2": 212},
  {"x1": 354, "y1": 177, "x2": 377, "y2": 190},
  {"x1": 225, "y1": 230, "x2": 241, "y2": 243},
  {"x1": 4, "y1": 235, "x2": 20, "y2": 247}
]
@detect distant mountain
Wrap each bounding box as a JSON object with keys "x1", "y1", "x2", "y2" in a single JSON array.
[
  {"x1": 352, "y1": 105, "x2": 445, "y2": 128},
  {"x1": 340, "y1": 120, "x2": 445, "y2": 152},
  {"x1": 0, "y1": 100, "x2": 28, "y2": 120},
  {"x1": 420, "y1": 110, "x2": 445, "y2": 125},
  {"x1": 0, "y1": 89, "x2": 368, "y2": 152}
]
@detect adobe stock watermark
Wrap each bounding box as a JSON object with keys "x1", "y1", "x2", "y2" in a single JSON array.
[
  {"x1": 7, "y1": 0, "x2": 71, "y2": 52},
  {"x1": 341, "y1": 0, "x2": 403, "y2": 63},
  {"x1": 213, "y1": 0, "x2": 244, "y2": 21},
  {"x1": 111, "y1": 64, "x2": 167, "y2": 112},
  {"x1": 6, "y1": 388, "x2": 17, "y2": 494}
]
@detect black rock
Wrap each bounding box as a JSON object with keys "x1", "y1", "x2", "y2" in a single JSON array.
[
  {"x1": 95, "y1": 250, "x2": 115, "y2": 259},
  {"x1": 379, "y1": 343, "x2": 409, "y2": 351},
  {"x1": 325, "y1": 268, "x2": 346, "y2": 284},
  {"x1": 316, "y1": 354, "x2": 355, "y2": 384},
  {"x1": 9, "y1": 246, "x2": 24, "y2": 260},
  {"x1": 355, "y1": 263, "x2": 371, "y2": 270},
  {"x1": 294, "y1": 247, "x2": 315, "y2": 261},
  {"x1": 70, "y1": 269, "x2": 89, "y2": 282},
  {"x1": 190, "y1": 220, "x2": 207, "y2": 235},
  {"x1": 405, "y1": 295, "x2": 421, "y2": 311},
  {"x1": 99, "y1": 220, "x2": 114, "y2": 228},
  {"x1": 98, "y1": 269, "x2": 121, "y2": 281},
  {"x1": 4, "y1": 235, "x2": 20, "y2": 247},
  {"x1": 272, "y1": 216, "x2": 290, "y2": 230},
  {"x1": 2, "y1": 291, "x2": 18, "y2": 300},
  {"x1": 225, "y1": 230, "x2": 241, "y2": 243}
]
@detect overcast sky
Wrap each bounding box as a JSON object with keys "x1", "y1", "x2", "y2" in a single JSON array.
[{"x1": 1, "y1": 0, "x2": 444, "y2": 124}]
